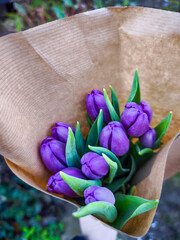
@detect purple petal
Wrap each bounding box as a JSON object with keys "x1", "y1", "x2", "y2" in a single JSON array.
[
  {"x1": 81, "y1": 164, "x2": 100, "y2": 179},
  {"x1": 121, "y1": 108, "x2": 139, "y2": 129},
  {"x1": 52, "y1": 122, "x2": 75, "y2": 143},
  {"x1": 41, "y1": 137, "x2": 54, "y2": 145},
  {"x1": 94, "y1": 187, "x2": 115, "y2": 205},
  {"x1": 40, "y1": 144, "x2": 66, "y2": 173},
  {"x1": 86, "y1": 93, "x2": 98, "y2": 121},
  {"x1": 91, "y1": 90, "x2": 103, "y2": 95},
  {"x1": 49, "y1": 140, "x2": 66, "y2": 165},
  {"x1": 47, "y1": 172, "x2": 78, "y2": 197},
  {"x1": 99, "y1": 125, "x2": 112, "y2": 149},
  {"x1": 108, "y1": 121, "x2": 123, "y2": 129},
  {"x1": 140, "y1": 101, "x2": 153, "y2": 123},
  {"x1": 47, "y1": 168, "x2": 85, "y2": 198},
  {"x1": 110, "y1": 127, "x2": 130, "y2": 156},
  {"x1": 140, "y1": 127, "x2": 156, "y2": 148},
  {"x1": 89, "y1": 156, "x2": 109, "y2": 177},
  {"x1": 80, "y1": 152, "x2": 99, "y2": 165},
  {"x1": 94, "y1": 93, "x2": 111, "y2": 123},
  {"x1": 62, "y1": 167, "x2": 86, "y2": 179},
  {"x1": 85, "y1": 196, "x2": 97, "y2": 205},
  {"x1": 125, "y1": 102, "x2": 142, "y2": 111},
  {"x1": 84, "y1": 186, "x2": 100, "y2": 198},
  {"x1": 127, "y1": 112, "x2": 149, "y2": 137}
]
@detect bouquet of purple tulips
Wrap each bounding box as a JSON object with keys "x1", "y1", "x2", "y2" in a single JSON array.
[{"x1": 39, "y1": 70, "x2": 172, "y2": 228}]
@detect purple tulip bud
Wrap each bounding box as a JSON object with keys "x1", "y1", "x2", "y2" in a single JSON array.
[
  {"x1": 99, "y1": 121, "x2": 130, "y2": 157},
  {"x1": 86, "y1": 89, "x2": 111, "y2": 123},
  {"x1": 47, "y1": 167, "x2": 86, "y2": 198},
  {"x1": 52, "y1": 122, "x2": 75, "y2": 143},
  {"x1": 40, "y1": 137, "x2": 67, "y2": 173},
  {"x1": 81, "y1": 152, "x2": 109, "y2": 180},
  {"x1": 140, "y1": 127, "x2": 156, "y2": 148},
  {"x1": 84, "y1": 186, "x2": 115, "y2": 205},
  {"x1": 121, "y1": 101, "x2": 152, "y2": 137}
]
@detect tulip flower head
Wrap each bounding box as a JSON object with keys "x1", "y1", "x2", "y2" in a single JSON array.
[
  {"x1": 52, "y1": 122, "x2": 75, "y2": 143},
  {"x1": 84, "y1": 186, "x2": 115, "y2": 205},
  {"x1": 40, "y1": 137, "x2": 67, "y2": 173},
  {"x1": 99, "y1": 121, "x2": 130, "y2": 157},
  {"x1": 81, "y1": 152, "x2": 110, "y2": 180},
  {"x1": 47, "y1": 167, "x2": 86, "y2": 198},
  {"x1": 121, "y1": 101, "x2": 152, "y2": 137},
  {"x1": 140, "y1": 127, "x2": 156, "y2": 148},
  {"x1": 86, "y1": 89, "x2": 111, "y2": 123}
]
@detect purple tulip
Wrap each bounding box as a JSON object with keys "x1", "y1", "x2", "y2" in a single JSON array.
[
  {"x1": 99, "y1": 121, "x2": 130, "y2": 157},
  {"x1": 47, "y1": 167, "x2": 86, "y2": 198},
  {"x1": 40, "y1": 137, "x2": 67, "y2": 173},
  {"x1": 52, "y1": 122, "x2": 75, "y2": 143},
  {"x1": 81, "y1": 152, "x2": 109, "y2": 180},
  {"x1": 140, "y1": 127, "x2": 156, "y2": 148},
  {"x1": 84, "y1": 186, "x2": 115, "y2": 205},
  {"x1": 121, "y1": 101, "x2": 152, "y2": 137},
  {"x1": 86, "y1": 89, "x2": 111, "y2": 123}
]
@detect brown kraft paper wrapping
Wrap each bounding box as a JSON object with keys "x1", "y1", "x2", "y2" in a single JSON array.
[{"x1": 0, "y1": 7, "x2": 180, "y2": 237}]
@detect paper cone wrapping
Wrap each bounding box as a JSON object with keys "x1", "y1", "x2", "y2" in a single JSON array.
[{"x1": 0, "y1": 7, "x2": 180, "y2": 237}]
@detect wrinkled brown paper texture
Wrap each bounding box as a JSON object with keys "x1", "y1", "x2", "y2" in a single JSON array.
[{"x1": 0, "y1": 7, "x2": 180, "y2": 237}]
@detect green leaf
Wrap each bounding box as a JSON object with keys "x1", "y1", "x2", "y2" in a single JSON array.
[
  {"x1": 152, "y1": 112, "x2": 172, "y2": 149},
  {"x1": 86, "y1": 113, "x2": 93, "y2": 129},
  {"x1": 129, "y1": 186, "x2": 136, "y2": 195},
  {"x1": 127, "y1": 69, "x2": 141, "y2": 104},
  {"x1": 66, "y1": 128, "x2": 81, "y2": 168},
  {"x1": 102, "y1": 154, "x2": 118, "y2": 184},
  {"x1": 138, "y1": 148, "x2": 154, "y2": 156},
  {"x1": 103, "y1": 88, "x2": 120, "y2": 122},
  {"x1": 130, "y1": 142, "x2": 154, "y2": 170},
  {"x1": 109, "y1": 85, "x2": 120, "y2": 117},
  {"x1": 75, "y1": 122, "x2": 86, "y2": 157},
  {"x1": 73, "y1": 201, "x2": 117, "y2": 223},
  {"x1": 88, "y1": 146, "x2": 129, "y2": 176},
  {"x1": 60, "y1": 172, "x2": 102, "y2": 197},
  {"x1": 85, "y1": 110, "x2": 103, "y2": 152},
  {"x1": 107, "y1": 154, "x2": 136, "y2": 193},
  {"x1": 112, "y1": 194, "x2": 159, "y2": 229}
]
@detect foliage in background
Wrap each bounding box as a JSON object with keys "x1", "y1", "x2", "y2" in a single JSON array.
[
  {"x1": 0, "y1": 0, "x2": 119, "y2": 32},
  {"x1": 0, "y1": 174, "x2": 64, "y2": 240},
  {"x1": 0, "y1": 0, "x2": 179, "y2": 33}
]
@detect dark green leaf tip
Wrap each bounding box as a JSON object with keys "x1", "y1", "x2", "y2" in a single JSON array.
[
  {"x1": 109, "y1": 85, "x2": 120, "y2": 117},
  {"x1": 103, "y1": 88, "x2": 120, "y2": 122},
  {"x1": 153, "y1": 111, "x2": 172, "y2": 149},
  {"x1": 66, "y1": 127, "x2": 81, "y2": 168},
  {"x1": 86, "y1": 113, "x2": 93, "y2": 129},
  {"x1": 75, "y1": 121, "x2": 86, "y2": 157},
  {"x1": 127, "y1": 69, "x2": 141, "y2": 104},
  {"x1": 85, "y1": 110, "x2": 103, "y2": 151}
]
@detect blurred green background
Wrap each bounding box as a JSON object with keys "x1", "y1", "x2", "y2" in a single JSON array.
[
  {"x1": 0, "y1": 0, "x2": 179, "y2": 35},
  {"x1": 0, "y1": 1, "x2": 180, "y2": 239}
]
